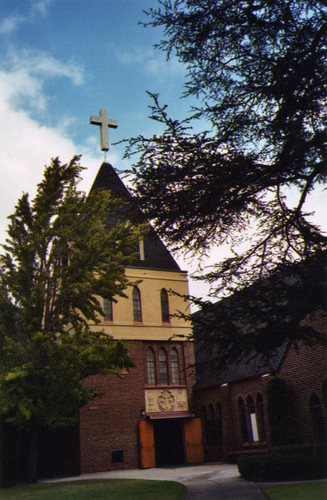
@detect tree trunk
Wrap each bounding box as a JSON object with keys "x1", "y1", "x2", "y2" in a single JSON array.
[{"x1": 26, "y1": 427, "x2": 39, "y2": 483}]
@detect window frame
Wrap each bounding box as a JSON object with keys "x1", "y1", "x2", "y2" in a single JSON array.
[
  {"x1": 310, "y1": 392, "x2": 326, "y2": 443},
  {"x1": 132, "y1": 286, "x2": 142, "y2": 322},
  {"x1": 160, "y1": 288, "x2": 170, "y2": 323},
  {"x1": 238, "y1": 396, "x2": 250, "y2": 443},
  {"x1": 247, "y1": 395, "x2": 259, "y2": 442},
  {"x1": 103, "y1": 298, "x2": 113, "y2": 322},
  {"x1": 208, "y1": 403, "x2": 217, "y2": 445},
  {"x1": 256, "y1": 393, "x2": 266, "y2": 442},
  {"x1": 170, "y1": 348, "x2": 180, "y2": 385},
  {"x1": 146, "y1": 347, "x2": 156, "y2": 385},
  {"x1": 216, "y1": 401, "x2": 223, "y2": 445},
  {"x1": 158, "y1": 347, "x2": 168, "y2": 384}
]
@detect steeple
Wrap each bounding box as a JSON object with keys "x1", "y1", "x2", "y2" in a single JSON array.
[{"x1": 89, "y1": 162, "x2": 181, "y2": 272}]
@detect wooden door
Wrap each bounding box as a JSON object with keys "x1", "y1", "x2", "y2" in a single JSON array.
[
  {"x1": 184, "y1": 418, "x2": 204, "y2": 464},
  {"x1": 139, "y1": 420, "x2": 156, "y2": 468}
]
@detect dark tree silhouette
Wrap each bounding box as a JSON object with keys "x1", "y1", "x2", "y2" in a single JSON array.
[{"x1": 125, "y1": 0, "x2": 326, "y2": 295}]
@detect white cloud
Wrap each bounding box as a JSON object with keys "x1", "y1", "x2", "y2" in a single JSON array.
[
  {"x1": 32, "y1": 0, "x2": 52, "y2": 16},
  {"x1": 0, "y1": 15, "x2": 26, "y2": 35},
  {"x1": 0, "y1": 100, "x2": 99, "y2": 243},
  {"x1": 0, "y1": 0, "x2": 52, "y2": 35},
  {"x1": 0, "y1": 53, "x2": 97, "y2": 247},
  {"x1": 0, "y1": 49, "x2": 84, "y2": 115},
  {"x1": 115, "y1": 45, "x2": 186, "y2": 80},
  {"x1": 8, "y1": 49, "x2": 84, "y2": 86},
  {"x1": 0, "y1": 68, "x2": 46, "y2": 110}
]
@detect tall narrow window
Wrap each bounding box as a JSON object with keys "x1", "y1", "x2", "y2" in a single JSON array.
[
  {"x1": 103, "y1": 298, "x2": 113, "y2": 321},
  {"x1": 247, "y1": 395, "x2": 259, "y2": 442},
  {"x1": 160, "y1": 289, "x2": 170, "y2": 323},
  {"x1": 146, "y1": 347, "x2": 156, "y2": 385},
  {"x1": 139, "y1": 239, "x2": 145, "y2": 260},
  {"x1": 132, "y1": 286, "x2": 142, "y2": 322},
  {"x1": 216, "y1": 401, "x2": 223, "y2": 445},
  {"x1": 170, "y1": 348, "x2": 180, "y2": 384},
  {"x1": 238, "y1": 397, "x2": 249, "y2": 443},
  {"x1": 208, "y1": 403, "x2": 217, "y2": 445},
  {"x1": 158, "y1": 348, "x2": 168, "y2": 384},
  {"x1": 323, "y1": 380, "x2": 327, "y2": 412},
  {"x1": 201, "y1": 406, "x2": 209, "y2": 445},
  {"x1": 256, "y1": 393, "x2": 266, "y2": 442},
  {"x1": 310, "y1": 393, "x2": 326, "y2": 442}
]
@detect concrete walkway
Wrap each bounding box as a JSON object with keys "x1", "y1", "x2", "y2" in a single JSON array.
[{"x1": 48, "y1": 462, "x2": 267, "y2": 499}]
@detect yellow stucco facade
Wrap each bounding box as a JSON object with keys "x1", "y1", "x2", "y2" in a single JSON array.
[{"x1": 93, "y1": 266, "x2": 192, "y2": 341}]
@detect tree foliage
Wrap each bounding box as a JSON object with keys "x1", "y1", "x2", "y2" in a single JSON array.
[
  {"x1": 191, "y1": 250, "x2": 327, "y2": 369},
  {"x1": 0, "y1": 156, "x2": 140, "y2": 481},
  {"x1": 125, "y1": 0, "x2": 327, "y2": 295}
]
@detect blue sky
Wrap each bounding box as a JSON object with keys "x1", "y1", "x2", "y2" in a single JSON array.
[
  {"x1": 0, "y1": 0, "x2": 325, "y2": 300},
  {"x1": 0, "y1": 0, "x2": 210, "y2": 298},
  {"x1": 0, "y1": 0, "x2": 189, "y2": 168}
]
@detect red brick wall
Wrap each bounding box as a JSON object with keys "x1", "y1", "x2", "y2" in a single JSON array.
[
  {"x1": 279, "y1": 314, "x2": 327, "y2": 443},
  {"x1": 79, "y1": 339, "x2": 195, "y2": 473},
  {"x1": 193, "y1": 375, "x2": 270, "y2": 462},
  {"x1": 227, "y1": 376, "x2": 270, "y2": 452},
  {"x1": 193, "y1": 312, "x2": 327, "y2": 460}
]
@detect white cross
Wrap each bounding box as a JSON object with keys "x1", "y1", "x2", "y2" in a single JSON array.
[{"x1": 89, "y1": 109, "x2": 118, "y2": 151}]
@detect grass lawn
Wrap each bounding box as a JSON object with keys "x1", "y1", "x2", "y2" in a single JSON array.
[
  {"x1": 262, "y1": 481, "x2": 327, "y2": 500},
  {"x1": 0, "y1": 479, "x2": 185, "y2": 500}
]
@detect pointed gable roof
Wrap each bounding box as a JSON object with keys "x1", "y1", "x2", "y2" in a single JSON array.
[{"x1": 89, "y1": 162, "x2": 181, "y2": 272}]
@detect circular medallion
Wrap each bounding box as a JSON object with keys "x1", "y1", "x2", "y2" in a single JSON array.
[{"x1": 158, "y1": 389, "x2": 175, "y2": 412}]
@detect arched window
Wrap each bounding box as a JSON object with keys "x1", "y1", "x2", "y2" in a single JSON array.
[
  {"x1": 158, "y1": 348, "x2": 168, "y2": 384},
  {"x1": 256, "y1": 393, "x2": 266, "y2": 442},
  {"x1": 103, "y1": 298, "x2": 113, "y2": 321},
  {"x1": 247, "y1": 395, "x2": 259, "y2": 442},
  {"x1": 208, "y1": 403, "x2": 217, "y2": 445},
  {"x1": 160, "y1": 289, "x2": 170, "y2": 323},
  {"x1": 323, "y1": 380, "x2": 327, "y2": 412},
  {"x1": 170, "y1": 348, "x2": 180, "y2": 384},
  {"x1": 238, "y1": 397, "x2": 249, "y2": 443},
  {"x1": 146, "y1": 348, "x2": 156, "y2": 385},
  {"x1": 201, "y1": 406, "x2": 209, "y2": 445},
  {"x1": 132, "y1": 286, "x2": 142, "y2": 322},
  {"x1": 216, "y1": 401, "x2": 223, "y2": 445},
  {"x1": 310, "y1": 393, "x2": 326, "y2": 442}
]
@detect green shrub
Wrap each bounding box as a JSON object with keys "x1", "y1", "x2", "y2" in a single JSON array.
[
  {"x1": 237, "y1": 444, "x2": 327, "y2": 481},
  {"x1": 273, "y1": 443, "x2": 327, "y2": 457}
]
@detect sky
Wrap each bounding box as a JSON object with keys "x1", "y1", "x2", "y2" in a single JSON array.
[{"x1": 0, "y1": 0, "x2": 325, "y2": 301}]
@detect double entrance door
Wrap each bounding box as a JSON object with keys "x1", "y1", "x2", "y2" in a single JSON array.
[{"x1": 139, "y1": 417, "x2": 203, "y2": 468}]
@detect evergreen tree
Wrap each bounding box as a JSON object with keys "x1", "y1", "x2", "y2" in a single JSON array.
[
  {"x1": 123, "y1": 0, "x2": 326, "y2": 363},
  {"x1": 125, "y1": 0, "x2": 326, "y2": 294},
  {"x1": 0, "y1": 156, "x2": 140, "y2": 482}
]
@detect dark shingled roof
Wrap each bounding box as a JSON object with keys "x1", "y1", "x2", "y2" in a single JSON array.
[
  {"x1": 193, "y1": 251, "x2": 326, "y2": 390},
  {"x1": 193, "y1": 342, "x2": 288, "y2": 390},
  {"x1": 89, "y1": 162, "x2": 181, "y2": 272}
]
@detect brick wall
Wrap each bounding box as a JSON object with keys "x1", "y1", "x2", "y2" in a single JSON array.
[
  {"x1": 279, "y1": 313, "x2": 327, "y2": 443},
  {"x1": 193, "y1": 374, "x2": 270, "y2": 462},
  {"x1": 193, "y1": 312, "x2": 327, "y2": 461},
  {"x1": 80, "y1": 341, "x2": 145, "y2": 472},
  {"x1": 79, "y1": 339, "x2": 195, "y2": 473}
]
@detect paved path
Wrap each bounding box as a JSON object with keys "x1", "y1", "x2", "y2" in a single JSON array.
[{"x1": 48, "y1": 462, "x2": 267, "y2": 499}]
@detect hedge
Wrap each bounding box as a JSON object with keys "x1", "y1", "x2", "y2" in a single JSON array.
[{"x1": 238, "y1": 443, "x2": 327, "y2": 481}]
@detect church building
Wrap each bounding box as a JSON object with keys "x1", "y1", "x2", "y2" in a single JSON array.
[
  {"x1": 78, "y1": 162, "x2": 204, "y2": 473},
  {"x1": 3, "y1": 110, "x2": 324, "y2": 483},
  {"x1": 68, "y1": 164, "x2": 327, "y2": 475}
]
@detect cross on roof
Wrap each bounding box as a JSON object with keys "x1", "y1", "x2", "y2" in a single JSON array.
[{"x1": 89, "y1": 109, "x2": 118, "y2": 152}]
